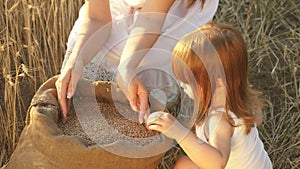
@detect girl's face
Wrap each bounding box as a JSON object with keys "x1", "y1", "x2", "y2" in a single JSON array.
[{"x1": 179, "y1": 82, "x2": 194, "y2": 100}]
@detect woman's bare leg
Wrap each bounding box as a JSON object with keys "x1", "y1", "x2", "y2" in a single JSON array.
[{"x1": 174, "y1": 156, "x2": 199, "y2": 169}]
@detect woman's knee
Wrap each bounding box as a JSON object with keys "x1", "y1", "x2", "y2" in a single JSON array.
[{"x1": 174, "y1": 156, "x2": 199, "y2": 169}]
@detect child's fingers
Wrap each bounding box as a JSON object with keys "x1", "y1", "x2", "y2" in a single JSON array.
[
  {"x1": 146, "y1": 114, "x2": 165, "y2": 127},
  {"x1": 146, "y1": 111, "x2": 164, "y2": 123},
  {"x1": 148, "y1": 124, "x2": 163, "y2": 132},
  {"x1": 147, "y1": 117, "x2": 164, "y2": 125}
]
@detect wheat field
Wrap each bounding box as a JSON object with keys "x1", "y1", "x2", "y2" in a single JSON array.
[{"x1": 0, "y1": 0, "x2": 299, "y2": 168}]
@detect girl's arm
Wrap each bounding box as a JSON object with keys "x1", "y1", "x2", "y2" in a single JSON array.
[
  {"x1": 147, "y1": 111, "x2": 233, "y2": 169},
  {"x1": 179, "y1": 115, "x2": 232, "y2": 169}
]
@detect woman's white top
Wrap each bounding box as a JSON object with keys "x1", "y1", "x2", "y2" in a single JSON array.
[
  {"x1": 195, "y1": 109, "x2": 273, "y2": 169},
  {"x1": 62, "y1": 0, "x2": 219, "y2": 84}
]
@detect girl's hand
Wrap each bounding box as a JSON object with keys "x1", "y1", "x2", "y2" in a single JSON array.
[
  {"x1": 146, "y1": 111, "x2": 190, "y2": 142},
  {"x1": 56, "y1": 0, "x2": 111, "y2": 123}
]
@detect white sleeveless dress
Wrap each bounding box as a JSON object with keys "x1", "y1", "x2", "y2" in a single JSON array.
[
  {"x1": 62, "y1": 0, "x2": 219, "y2": 81},
  {"x1": 196, "y1": 109, "x2": 273, "y2": 169}
]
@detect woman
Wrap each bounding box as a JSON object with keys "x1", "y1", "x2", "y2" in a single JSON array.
[{"x1": 55, "y1": 0, "x2": 219, "y2": 123}]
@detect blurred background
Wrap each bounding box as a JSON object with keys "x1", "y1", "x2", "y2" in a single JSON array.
[{"x1": 0, "y1": 0, "x2": 299, "y2": 168}]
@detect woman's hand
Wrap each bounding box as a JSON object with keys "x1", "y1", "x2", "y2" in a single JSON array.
[
  {"x1": 55, "y1": 54, "x2": 83, "y2": 123},
  {"x1": 128, "y1": 77, "x2": 150, "y2": 123},
  {"x1": 116, "y1": 72, "x2": 150, "y2": 124},
  {"x1": 56, "y1": 0, "x2": 112, "y2": 123},
  {"x1": 146, "y1": 111, "x2": 190, "y2": 142}
]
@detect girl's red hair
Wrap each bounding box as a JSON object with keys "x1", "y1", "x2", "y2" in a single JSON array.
[{"x1": 172, "y1": 22, "x2": 264, "y2": 133}]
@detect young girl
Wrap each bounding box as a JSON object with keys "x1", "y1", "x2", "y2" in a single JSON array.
[{"x1": 146, "y1": 22, "x2": 273, "y2": 169}]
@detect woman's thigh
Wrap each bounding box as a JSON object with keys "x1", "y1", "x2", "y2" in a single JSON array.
[{"x1": 174, "y1": 156, "x2": 199, "y2": 169}]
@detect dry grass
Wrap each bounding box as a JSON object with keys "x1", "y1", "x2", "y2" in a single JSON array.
[
  {"x1": 0, "y1": 0, "x2": 299, "y2": 168},
  {"x1": 0, "y1": 0, "x2": 85, "y2": 166},
  {"x1": 213, "y1": 1, "x2": 300, "y2": 168}
]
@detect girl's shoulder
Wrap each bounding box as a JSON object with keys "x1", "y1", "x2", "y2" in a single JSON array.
[
  {"x1": 209, "y1": 108, "x2": 244, "y2": 126},
  {"x1": 196, "y1": 108, "x2": 247, "y2": 141},
  {"x1": 196, "y1": 108, "x2": 233, "y2": 141}
]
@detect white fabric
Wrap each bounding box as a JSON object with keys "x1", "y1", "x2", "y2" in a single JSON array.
[
  {"x1": 62, "y1": 0, "x2": 219, "y2": 84},
  {"x1": 124, "y1": 0, "x2": 146, "y2": 8},
  {"x1": 195, "y1": 109, "x2": 273, "y2": 169}
]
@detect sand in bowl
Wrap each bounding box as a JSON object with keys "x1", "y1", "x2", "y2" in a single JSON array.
[{"x1": 57, "y1": 96, "x2": 161, "y2": 147}]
